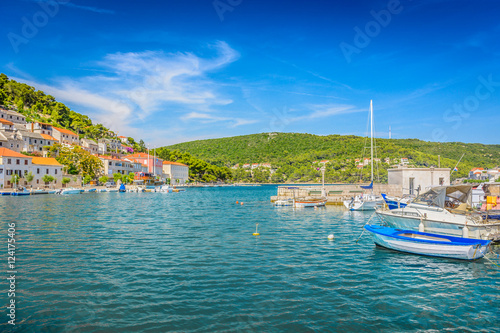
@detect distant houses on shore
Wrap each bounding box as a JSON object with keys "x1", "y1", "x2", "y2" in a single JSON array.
[{"x1": 0, "y1": 107, "x2": 189, "y2": 188}]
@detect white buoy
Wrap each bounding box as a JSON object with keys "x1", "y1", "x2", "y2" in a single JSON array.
[
  {"x1": 462, "y1": 225, "x2": 469, "y2": 238},
  {"x1": 328, "y1": 234, "x2": 335, "y2": 240},
  {"x1": 419, "y1": 218, "x2": 425, "y2": 232}
]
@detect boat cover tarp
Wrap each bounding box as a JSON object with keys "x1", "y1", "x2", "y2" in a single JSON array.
[
  {"x1": 360, "y1": 181, "x2": 373, "y2": 190},
  {"x1": 413, "y1": 185, "x2": 472, "y2": 208}
]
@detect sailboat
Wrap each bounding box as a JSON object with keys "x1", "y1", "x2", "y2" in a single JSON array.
[{"x1": 343, "y1": 100, "x2": 384, "y2": 211}]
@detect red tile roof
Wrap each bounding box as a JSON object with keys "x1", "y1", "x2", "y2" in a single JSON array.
[
  {"x1": 31, "y1": 157, "x2": 62, "y2": 166},
  {"x1": 163, "y1": 161, "x2": 188, "y2": 167},
  {"x1": 40, "y1": 133, "x2": 57, "y2": 141},
  {"x1": 0, "y1": 148, "x2": 32, "y2": 158},
  {"x1": 0, "y1": 119, "x2": 14, "y2": 125},
  {"x1": 52, "y1": 126, "x2": 78, "y2": 137}
]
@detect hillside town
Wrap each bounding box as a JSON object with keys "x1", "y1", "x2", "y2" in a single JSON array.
[{"x1": 0, "y1": 107, "x2": 189, "y2": 189}]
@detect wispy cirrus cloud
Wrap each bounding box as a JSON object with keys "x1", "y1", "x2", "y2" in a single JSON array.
[
  {"x1": 291, "y1": 103, "x2": 362, "y2": 122},
  {"x1": 13, "y1": 41, "x2": 255, "y2": 140},
  {"x1": 23, "y1": 0, "x2": 115, "y2": 14}
]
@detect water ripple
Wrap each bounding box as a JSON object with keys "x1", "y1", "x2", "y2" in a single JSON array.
[{"x1": 1, "y1": 187, "x2": 499, "y2": 332}]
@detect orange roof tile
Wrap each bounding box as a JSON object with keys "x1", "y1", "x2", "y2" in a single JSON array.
[
  {"x1": 40, "y1": 133, "x2": 57, "y2": 141},
  {"x1": 118, "y1": 136, "x2": 127, "y2": 138},
  {"x1": 163, "y1": 161, "x2": 188, "y2": 167},
  {"x1": 0, "y1": 148, "x2": 32, "y2": 158},
  {"x1": 31, "y1": 157, "x2": 62, "y2": 166},
  {"x1": 0, "y1": 118, "x2": 14, "y2": 125},
  {"x1": 52, "y1": 126, "x2": 78, "y2": 137}
]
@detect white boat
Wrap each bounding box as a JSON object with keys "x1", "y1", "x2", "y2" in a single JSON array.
[
  {"x1": 108, "y1": 188, "x2": 119, "y2": 192},
  {"x1": 364, "y1": 225, "x2": 491, "y2": 260},
  {"x1": 376, "y1": 185, "x2": 500, "y2": 241},
  {"x1": 294, "y1": 198, "x2": 327, "y2": 208},
  {"x1": 274, "y1": 198, "x2": 294, "y2": 206},
  {"x1": 60, "y1": 188, "x2": 82, "y2": 195},
  {"x1": 343, "y1": 101, "x2": 383, "y2": 211},
  {"x1": 158, "y1": 185, "x2": 172, "y2": 193}
]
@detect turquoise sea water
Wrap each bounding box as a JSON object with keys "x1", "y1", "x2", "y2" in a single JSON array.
[{"x1": 1, "y1": 186, "x2": 499, "y2": 332}]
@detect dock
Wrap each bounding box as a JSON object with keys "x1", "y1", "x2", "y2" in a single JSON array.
[{"x1": 271, "y1": 184, "x2": 403, "y2": 205}]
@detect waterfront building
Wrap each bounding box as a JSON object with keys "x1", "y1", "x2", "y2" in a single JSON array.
[
  {"x1": 162, "y1": 161, "x2": 189, "y2": 185},
  {"x1": 388, "y1": 167, "x2": 450, "y2": 195},
  {"x1": 0, "y1": 147, "x2": 33, "y2": 188},
  {"x1": 126, "y1": 152, "x2": 163, "y2": 176},
  {"x1": 31, "y1": 157, "x2": 63, "y2": 187},
  {"x1": 98, "y1": 138, "x2": 122, "y2": 154},
  {"x1": 15, "y1": 124, "x2": 57, "y2": 155},
  {"x1": 118, "y1": 136, "x2": 128, "y2": 143}
]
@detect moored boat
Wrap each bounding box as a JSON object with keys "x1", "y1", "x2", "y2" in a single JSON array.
[
  {"x1": 274, "y1": 198, "x2": 294, "y2": 206},
  {"x1": 376, "y1": 185, "x2": 500, "y2": 241},
  {"x1": 364, "y1": 224, "x2": 491, "y2": 260},
  {"x1": 60, "y1": 188, "x2": 82, "y2": 195},
  {"x1": 294, "y1": 198, "x2": 326, "y2": 208},
  {"x1": 381, "y1": 193, "x2": 411, "y2": 210}
]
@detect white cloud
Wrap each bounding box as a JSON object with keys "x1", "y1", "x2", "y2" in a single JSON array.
[
  {"x1": 14, "y1": 41, "x2": 255, "y2": 139},
  {"x1": 291, "y1": 104, "x2": 362, "y2": 122}
]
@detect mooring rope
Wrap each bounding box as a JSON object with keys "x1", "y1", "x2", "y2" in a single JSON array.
[{"x1": 355, "y1": 211, "x2": 378, "y2": 244}]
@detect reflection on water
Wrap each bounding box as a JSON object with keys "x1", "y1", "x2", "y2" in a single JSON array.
[{"x1": 1, "y1": 186, "x2": 499, "y2": 332}]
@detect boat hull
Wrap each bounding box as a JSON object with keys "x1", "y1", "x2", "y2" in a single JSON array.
[
  {"x1": 365, "y1": 225, "x2": 490, "y2": 260},
  {"x1": 294, "y1": 199, "x2": 326, "y2": 208},
  {"x1": 60, "y1": 189, "x2": 82, "y2": 194},
  {"x1": 343, "y1": 198, "x2": 383, "y2": 211},
  {"x1": 376, "y1": 208, "x2": 500, "y2": 241}
]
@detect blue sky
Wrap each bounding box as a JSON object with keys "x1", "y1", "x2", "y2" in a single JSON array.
[{"x1": 2, "y1": 0, "x2": 500, "y2": 146}]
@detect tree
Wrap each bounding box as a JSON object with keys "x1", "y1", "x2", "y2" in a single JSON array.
[
  {"x1": 25, "y1": 171, "x2": 34, "y2": 187},
  {"x1": 42, "y1": 175, "x2": 54, "y2": 187},
  {"x1": 99, "y1": 176, "x2": 109, "y2": 184},
  {"x1": 113, "y1": 172, "x2": 122, "y2": 184},
  {"x1": 62, "y1": 177, "x2": 71, "y2": 187},
  {"x1": 83, "y1": 175, "x2": 92, "y2": 185},
  {"x1": 128, "y1": 172, "x2": 135, "y2": 183},
  {"x1": 121, "y1": 174, "x2": 129, "y2": 185},
  {"x1": 10, "y1": 174, "x2": 20, "y2": 188}
]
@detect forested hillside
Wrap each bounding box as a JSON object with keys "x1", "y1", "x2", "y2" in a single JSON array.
[{"x1": 164, "y1": 133, "x2": 500, "y2": 183}]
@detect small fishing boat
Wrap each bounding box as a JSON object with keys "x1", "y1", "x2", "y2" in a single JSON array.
[
  {"x1": 60, "y1": 188, "x2": 82, "y2": 195},
  {"x1": 364, "y1": 224, "x2": 491, "y2": 260},
  {"x1": 119, "y1": 184, "x2": 126, "y2": 192},
  {"x1": 294, "y1": 198, "x2": 327, "y2": 208},
  {"x1": 108, "y1": 188, "x2": 119, "y2": 192},
  {"x1": 1, "y1": 191, "x2": 11, "y2": 196},
  {"x1": 85, "y1": 188, "x2": 97, "y2": 193}
]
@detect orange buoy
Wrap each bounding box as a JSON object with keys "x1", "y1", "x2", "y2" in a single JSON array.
[
  {"x1": 241, "y1": 202, "x2": 244, "y2": 205},
  {"x1": 236, "y1": 201, "x2": 239, "y2": 204}
]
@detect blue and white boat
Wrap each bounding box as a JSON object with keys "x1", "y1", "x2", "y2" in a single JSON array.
[
  {"x1": 364, "y1": 224, "x2": 491, "y2": 260},
  {"x1": 381, "y1": 193, "x2": 411, "y2": 210},
  {"x1": 60, "y1": 188, "x2": 82, "y2": 195}
]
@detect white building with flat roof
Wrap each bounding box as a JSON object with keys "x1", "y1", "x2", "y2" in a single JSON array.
[{"x1": 388, "y1": 167, "x2": 451, "y2": 196}]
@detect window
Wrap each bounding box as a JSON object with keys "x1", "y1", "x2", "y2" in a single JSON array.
[
  {"x1": 37, "y1": 168, "x2": 40, "y2": 174},
  {"x1": 439, "y1": 177, "x2": 444, "y2": 186},
  {"x1": 16, "y1": 159, "x2": 20, "y2": 165},
  {"x1": 0, "y1": 169, "x2": 2, "y2": 174},
  {"x1": 0, "y1": 142, "x2": 2, "y2": 146},
  {"x1": 7, "y1": 170, "x2": 12, "y2": 175},
  {"x1": 24, "y1": 160, "x2": 28, "y2": 165},
  {"x1": 409, "y1": 177, "x2": 415, "y2": 195},
  {"x1": 37, "y1": 179, "x2": 39, "y2": 184},
  {"x1": 7, "y1": 159, "x2": 10, "y2": 164},
  {"x1": 55, "y1": 169, "x2": 57, "y2": 174},
  {"x1": 10, "y1": 144, "x2": 13, "y2": 148},
  {"x1": 46, "y1": 169, "x2": 49, "y2": 174},
  {"x1": 34, "y1": 140, "x2": 37, "y2": 143},
  {"x1": 24, "y1": 170, "x2": 28, "y2": 175}
]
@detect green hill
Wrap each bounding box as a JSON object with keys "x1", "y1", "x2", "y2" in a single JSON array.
[{"x1": 164, "y1": 133, "x2": 500, "y2": 183}]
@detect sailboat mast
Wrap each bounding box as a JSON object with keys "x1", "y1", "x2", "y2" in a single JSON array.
[{"x1": 370, "y1": 100, "x2": 374, "y2": 183}]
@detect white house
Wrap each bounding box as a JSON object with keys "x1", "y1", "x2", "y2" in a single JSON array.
[
  {"x1": 388, "y1": 167, "x2": 451, "y2": 196},
  {"x1": 52, "y1": 126, "x2": 79, "y2": 146},
  {"x1": 163, "y1": 161, "x2": 189, "y2": 184},
  {"x1": 31, "y1": 156, "x2": 63, "y2": 188},
  {"x1": 0, "y1": 147, "x2": 33, "y2": 188},
  {"x1": 80, "y1": 138, "x2": 99, "y2": 155},
  {"x1": 0, "y1": 108, "x2": 26, "y2": 124}
]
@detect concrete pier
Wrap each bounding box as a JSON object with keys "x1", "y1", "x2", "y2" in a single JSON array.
[{"x1": 271, "y1": 184, "x2": 403, "y2": 205}]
